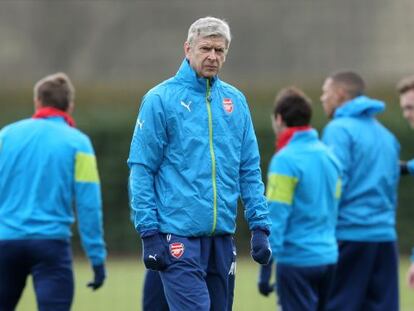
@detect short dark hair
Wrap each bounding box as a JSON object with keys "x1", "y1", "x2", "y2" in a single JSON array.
[
  {"x1": 396, "y1": 75, "x2": 414, "y2": 95},
  {"x1": 273, "y1": 87, "x2": 312, "y2": 127},
  {"x1": 34, "y1": 72, "x2": 75, "y2": 111},
  {"x1": 329, "y1": 71, "x2": 365, "y2": 99}
]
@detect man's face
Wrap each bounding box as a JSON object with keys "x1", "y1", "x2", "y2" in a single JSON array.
[
  {"x1": 271, "y1": 114, "x2": 285, "y2": 136},
  {"x1": 400, "y1": 89, "x2": 414, "y2": 128},
  {"x1": 320, "y1": 78, "x2": 345, "y2": 118},
  {"x1": 184, "y1": 36, "x2": 227, "y2": 79}
]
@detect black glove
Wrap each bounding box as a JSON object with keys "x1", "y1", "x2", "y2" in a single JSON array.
[
  {"x1": 258, "y1": 258, "x2": 274, "y2": 296},
  {"x1": 258, "y1": 282, "x2": 274, "y2": 296},
  {"x1": 400, "y1": 161, "x2": 410, "y2": 176},
  {"x1": 87, "y1": 264, "x2": 106, "y2": 290},
  {"x1": 142, "y1": 232, "x2": 170, "y2": 271},
  {"x1": 251, "y1": 229, "x2": 272, "y2": 265}
]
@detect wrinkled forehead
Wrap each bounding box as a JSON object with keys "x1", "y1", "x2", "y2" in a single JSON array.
[{"x1": 193, "y1": 34, "x2": 228, "y2": 48}]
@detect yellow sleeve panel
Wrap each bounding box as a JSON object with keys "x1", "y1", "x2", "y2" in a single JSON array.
[
  {"x1": 266, "y1": 174, "x2": 298, "y2": 205},
  {"x1": 75, "y1": 152, "x2": 100, "y2": 183},
  {"x1": 335, "y1": 178, "x2": 342, "y2": 199}
]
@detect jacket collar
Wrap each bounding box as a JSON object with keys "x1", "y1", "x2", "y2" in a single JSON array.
[
  {"x1": 334, "y1": 95, "x2": 385, "y2": 118},
  {"x1": 288, "y1": 129, "x2": 318, "y2": 146},
  {"x1": 175, "y1": 59, "x2": 219, "y2": 93},
  {"x1": 32, "y1": 107, "x2": 76, "y2": 127},
  {"x1": 276, "y1": 126, "x2": 312, "y2": 151}
]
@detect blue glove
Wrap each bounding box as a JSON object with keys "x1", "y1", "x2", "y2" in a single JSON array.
[
  {"x1": 258, "y1": 258, "x2": 274, "y2": 296},
  {"x1": 142, "y1": 232, "x2": 170, "y2": 271},
  {"x1": 87, "y1": 264, "x2": 106, "y2": 290},
  {"x1": 251, "y1": 229, "x2": 272, "y2": 265}
]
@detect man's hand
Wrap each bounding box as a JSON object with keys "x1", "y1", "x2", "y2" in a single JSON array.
[
  {"x1": 258, "y1": 282, "x2": 274, "y2": 296},
  {"x1": 87, "y1": 264, "x2": 106, "y2": 291},
  {"x1": 400, "y1": 161, "x2": 410, "y2": 176},
  {"x1": 142, "y1": 233, "x2": 170, "y2": 271},
  {"x1": 258, "y1": 258, "x2": 274, "y2": 296},
  {"x1": 251, "y1": 229, "x2": 272, "y2": 265}
]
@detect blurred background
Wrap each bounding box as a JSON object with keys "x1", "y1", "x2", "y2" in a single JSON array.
[{"x1": 1, "y1": 0, "x2": 414, "y2": 258}]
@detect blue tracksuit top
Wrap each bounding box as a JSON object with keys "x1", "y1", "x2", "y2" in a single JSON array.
[
  {"x1": 322, "y1": 95, "x2": 400, "y2": 242},
  {"x1": 127, "y1": 59, "x2": 270, "y2": 236},
  {"x1": 266, "y1": 129, "x2": 342, "y2": 266},
  {"x1": 0, "y1": 117, "x2": 106, "y2": 265}
]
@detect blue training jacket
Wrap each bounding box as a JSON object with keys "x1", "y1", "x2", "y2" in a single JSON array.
[
  {"x1": 128, "y1": 59, "x2": 270, "y2": 236},
  {"x1": 266, "y1": 129, "x2": 342, "y2": 266},
  {"x1": 0, "y1": 117, "x2": 106, "y2": 265},
  {"x1": 322, "y1": 95, "x2": 400, "y2": 242}
]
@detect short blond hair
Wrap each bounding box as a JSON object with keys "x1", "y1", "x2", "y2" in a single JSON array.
[{"x1": 34, "y1": 72, "x2": 75, "y2": 111}]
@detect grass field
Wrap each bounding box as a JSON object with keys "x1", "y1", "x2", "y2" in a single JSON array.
[{"x1": 17, "y1": 256, "x2": 414, "y2": 311}]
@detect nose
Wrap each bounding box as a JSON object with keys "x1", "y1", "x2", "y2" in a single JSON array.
[{"x1": 207, "y1": 49, "x2": 217, "y2": 60}]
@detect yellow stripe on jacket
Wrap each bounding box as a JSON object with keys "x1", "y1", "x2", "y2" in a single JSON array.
[{"x1": 75, "y1": 152, "x2": 100, "y2": 183}]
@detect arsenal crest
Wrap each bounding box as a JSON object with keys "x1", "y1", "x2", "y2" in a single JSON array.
[
  {"x1": 223, "y1": 98, "x2": 233, "y2": 114},
  {"x1": 169, "y1": 242, "x2": 185, "y2": 259}
]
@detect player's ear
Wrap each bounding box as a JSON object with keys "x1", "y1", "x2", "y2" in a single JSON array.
[
  {"x1": 34, "y1": 98, "x2": 42, "y2": 111},
  {"x1": 67, "y1": 102, "x2": 75, "y2": 115},
  {"x1": 184, "y1": 41, "x2": 191, "y2": 59}
]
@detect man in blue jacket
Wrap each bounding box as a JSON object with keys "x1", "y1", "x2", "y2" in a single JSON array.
[
  {"x1": 257, "y1": 87, "x2": 342, "y2": 310},
  {"x1": 396, "y1": 75, "x2": 414, "y2": 289},
  {"x1": 0, "y1": 73, "x2": 107, "y2": 310},
  {"x1": 321, "y1": 71, "x2": 400, "y2": 311},
  {"x1": 128, "y1": 16, "x2": 271, "y2": 311}
]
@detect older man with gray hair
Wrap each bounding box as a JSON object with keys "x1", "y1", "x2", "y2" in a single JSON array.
[{"x1": 128, "y1": 16, "x2": 271, "y2": 310}]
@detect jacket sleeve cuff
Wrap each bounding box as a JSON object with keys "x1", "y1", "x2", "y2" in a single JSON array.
[
  {"x1": 140, "y1": 229, "x2": 159, "y2": 238},
  {"x1": 251, "y1": 226, "x2": 270, "y2": 236},
  {"x1": 407, "y1": 159, "x2": 414, "y2": 175}
]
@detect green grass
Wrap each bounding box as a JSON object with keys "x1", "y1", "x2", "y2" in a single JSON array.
[{"x1": 17, "y1": 256, "x2": 414, "y2": 310}]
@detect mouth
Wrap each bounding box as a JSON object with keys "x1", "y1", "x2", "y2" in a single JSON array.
[{"x1": 204, "y1": 66, "x2": 218, "y2": 71}]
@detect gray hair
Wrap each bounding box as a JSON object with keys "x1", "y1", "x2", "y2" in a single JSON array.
[{"x1": 186, "y1": 16, "x2": 231, "y2": 49}]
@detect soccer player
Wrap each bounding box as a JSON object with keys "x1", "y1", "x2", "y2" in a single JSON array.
[
  {"x1": 321, "y1": 71, "x2": 400, "y2": 311},
  {"x1": 258, "y1": 87, "x2": 341, "y2": 310},
  {"x1": 396, "y1": 75, "x2": 414, "y2": 289},
  {"x1": 0, "y1": 73, "x2": 107, "y2": 311},
  {"x1": 128, "y1": 16, "x2": 271, "y2": 310}
]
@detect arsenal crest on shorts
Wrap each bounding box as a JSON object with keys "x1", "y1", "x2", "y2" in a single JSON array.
[
  {"x1": 169, "y1": 242, "x2": 185, "y2": 259},
  {"x1": 223, "y1": 98, "x2": 233, "y2": 114}
]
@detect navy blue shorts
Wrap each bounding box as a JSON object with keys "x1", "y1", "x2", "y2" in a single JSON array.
[
  {"x1": 144, "y1": 234, "x2": 236, "y2": 311},
  {"x1": 326, "y1": 241, "x2": 399, "y2": 311},
  {"x1": 276, "y1": 263, "x2": 336, "y2": 311},
  {"x1": 0, "y1": 239, "x2": 74, "y2": 311}
]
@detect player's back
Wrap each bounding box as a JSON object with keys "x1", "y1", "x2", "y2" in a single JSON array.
[{"x1": 0, "y1": 117, "x2": 88, "y2": 239}]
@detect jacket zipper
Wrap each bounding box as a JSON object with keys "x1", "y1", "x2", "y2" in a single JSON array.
[{"x1": 206, "y1": 79, "x2": 217, "y2": 234}]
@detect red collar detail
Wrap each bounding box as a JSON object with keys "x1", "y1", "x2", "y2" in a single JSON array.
[
  {"x1": 276, "y1": 126, "x2": 311, "y2": 151},
  {"x1": 32, "y1": 107, "x2": 76, "y2": 127}
]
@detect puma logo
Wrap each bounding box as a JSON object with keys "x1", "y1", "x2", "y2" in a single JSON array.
[
  {"x1": 180, "y1": 101, "x2": 191, "y2": 112},
  {"x1": 137, "y1": 118, "x2": 145, "y2": 130},
  {"x1": 148, "y1": 254, "x2": 157, "y2": 261}
]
